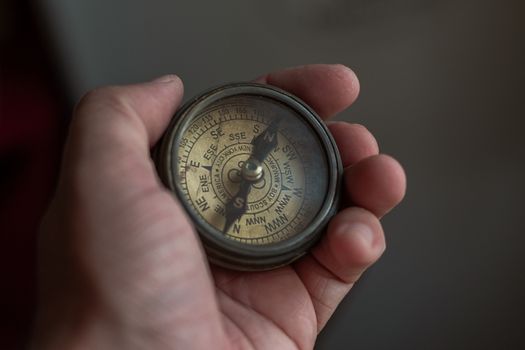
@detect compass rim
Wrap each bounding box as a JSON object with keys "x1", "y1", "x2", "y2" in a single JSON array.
[{"x1": 156, "y1": 82, "x2": 343, "y2": 270}]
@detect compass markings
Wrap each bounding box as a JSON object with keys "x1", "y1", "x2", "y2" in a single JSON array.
[
  {"x1": 176, "y1": 101, "x2": 322, "y2": 245},
  {"x1": 245, "y1": 215, "x2": 266, "y2": 226},
  {"x1": 195, "y1": 196, "x2": 210, "y2": 212},
  {"x1": 292, "y1": 187, "x2": 303, "y2": 198},
  {"x1": 263, "y1": 213, "x2": 289, "y2": 234}
]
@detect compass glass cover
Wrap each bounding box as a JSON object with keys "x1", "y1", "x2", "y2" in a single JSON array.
[{"x1": 174, "y1": 95, "x2": 330, "y2": 245}]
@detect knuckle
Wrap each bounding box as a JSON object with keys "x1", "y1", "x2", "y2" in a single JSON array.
[
  {"x1": 75, "y1": 87, "x2": 107, "y2": 112},
  {"x1": 74, "y1": 86, "x2": 133, "y2": 121}
]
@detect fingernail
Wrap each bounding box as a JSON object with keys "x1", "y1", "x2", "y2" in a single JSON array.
[
  {"x1": 151, "y1": 74, "x2": 180, "y2": 83},
  {"x1": 252, "y1": 75, "x2": 267, "y2": 83},
  {"x1": 339, "y1": 222, "x2": 374, "y2": 247}
]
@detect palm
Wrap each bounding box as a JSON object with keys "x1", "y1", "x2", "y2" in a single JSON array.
[
  {"x1": 91, "y1": 183, "x2": 333, "y2": 349},
  {"x1": 213, "y1": 265, "x2": 317, "y2": 349}
]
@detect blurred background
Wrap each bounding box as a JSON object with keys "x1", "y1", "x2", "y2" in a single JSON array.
[{"x1": 1, "y1": 0, "x2": 524, "y2": 348}]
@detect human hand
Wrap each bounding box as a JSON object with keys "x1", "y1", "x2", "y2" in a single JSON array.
[{"x1": 32, "y1": 65, "x2": 406, "y2": 350}]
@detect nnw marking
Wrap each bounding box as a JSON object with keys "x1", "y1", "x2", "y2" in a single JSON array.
[
  {"x1": 245, "y1": 216, "x2": 266, "y2": 226},
  {"x1": 264, "y1": 214, "x2": 289, "y2": 234}
]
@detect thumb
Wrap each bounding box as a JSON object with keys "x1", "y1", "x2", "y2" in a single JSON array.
[
  {"x1": 60, "y1": 76, "x2": 184, "y2": 209},
  {"x1": 72, "y1": 74, "x2": 184, "y2": 154},
  {"x1": 38, "y1": 76, "x2": 227, "y2": 347}
]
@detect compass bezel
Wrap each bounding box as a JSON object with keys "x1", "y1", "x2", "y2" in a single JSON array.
[{"x1": 156, "y1": 82, "x2": 342, "y2": 270}]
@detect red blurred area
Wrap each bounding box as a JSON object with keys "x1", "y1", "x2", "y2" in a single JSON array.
[{"x1": 1, "y1": 1, "x2": 67, "y2": 348}]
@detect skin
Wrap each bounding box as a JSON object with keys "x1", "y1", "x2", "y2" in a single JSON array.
[{"x1": 31, "y1": 64, "x2": 406, "y2": 350}]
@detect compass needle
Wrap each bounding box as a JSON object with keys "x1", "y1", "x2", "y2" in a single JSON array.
[
  {"x1": 223, "y1": 181, "x2": 251, "y2": 234},
  {"x1": 155, "y1": 83, "x2": 342, "y2": 270}
]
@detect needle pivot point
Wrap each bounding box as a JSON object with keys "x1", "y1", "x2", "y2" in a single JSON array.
[{"x1": 242, "y1": 158, "x2": 264, "y2": 182}]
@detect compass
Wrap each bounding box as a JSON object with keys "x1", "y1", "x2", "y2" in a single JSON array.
[{"x1": 155, "y1": 83, "x2": 342, "y2": 270}]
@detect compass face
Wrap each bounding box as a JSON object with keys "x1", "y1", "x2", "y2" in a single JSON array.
[{"x1": 156, "y1": 83, "x2": 341, "y2": 270}]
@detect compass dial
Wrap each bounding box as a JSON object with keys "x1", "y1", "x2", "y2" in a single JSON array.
[{"x1": 156, "y1": 83, "x2": 342, "y2": 270}]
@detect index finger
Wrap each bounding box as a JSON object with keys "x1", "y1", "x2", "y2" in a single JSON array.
[{"x1": 254, "y1": 64, "x2": 360, "y2": 119}]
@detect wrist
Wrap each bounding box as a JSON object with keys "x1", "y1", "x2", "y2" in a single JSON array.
[
  {"x1": 30, "y1": 298, "x2": 183, "y2": 350},
  {"x1": 30, "y1": 304, "x2": 120, "y2": 350}
]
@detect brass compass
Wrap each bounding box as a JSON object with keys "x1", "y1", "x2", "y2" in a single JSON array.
[{"x1": 155, "y1": 83, "x2": 342, "y2": 270}]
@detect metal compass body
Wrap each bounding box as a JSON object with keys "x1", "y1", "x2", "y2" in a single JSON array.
[{"x1": 155, "y1": 83, "x2": 342, "y2": 270}]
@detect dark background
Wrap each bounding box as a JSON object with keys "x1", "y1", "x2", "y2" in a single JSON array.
[{"x1": 1, "y1": 0, "x2": 524, "y2": 348}]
